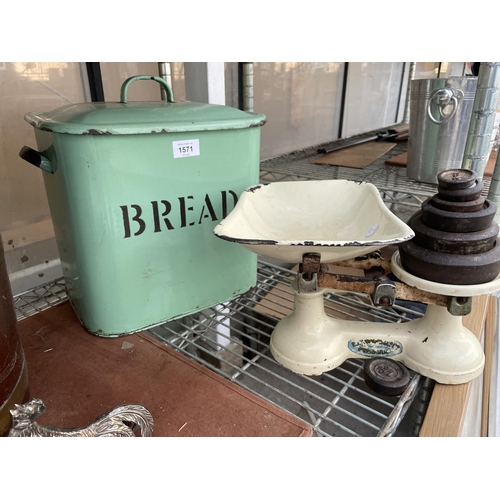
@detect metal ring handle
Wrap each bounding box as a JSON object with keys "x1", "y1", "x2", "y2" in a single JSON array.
[
  {"x1": 120, "y1": 75, "x2": 174, "y2": 103},
  {"x1": 427, "y1": 89, "x2": 458, "y2": 125}
]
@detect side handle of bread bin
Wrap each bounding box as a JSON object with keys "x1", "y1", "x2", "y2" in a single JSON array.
[
  {"x1": 120, "y1": 75, "x2": 175, "y2": 103},
  {"x1": 19, "y1": 146, "x2": 55, "y2": 174}
]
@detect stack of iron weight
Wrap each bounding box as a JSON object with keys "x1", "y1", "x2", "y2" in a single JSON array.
[{"x1": 398, "y1": 169, "x2": 500, "y2": 285}]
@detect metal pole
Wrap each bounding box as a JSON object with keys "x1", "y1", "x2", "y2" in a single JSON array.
[
  {"x1": 402, "y1": 62, "x2": 416, "y2": 124},
  {"x1": 86, "y1": 62, "x2": 105, "y2": 102},
  {"x1": 461, "y1": 62, "x2": 500, "y2": 178},
  {"x1": 338, "y1": 62, "x2": 349, "y2": 138},
  {"x1": 158, "y1": 62, "x2": 173, "y2": 101},
  {"x1": 242, "y1": 62, "x2": 254, "y2": 112},
  {"x1": 487, "y1": 147, "x2": 500, "y2": 224}
]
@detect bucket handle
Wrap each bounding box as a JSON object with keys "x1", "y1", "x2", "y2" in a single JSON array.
[
  {"x1": 19, "y1": 146, "x2": 55, "y2": 174},
  {"x1": 427, "y1": 87, "x2": 462, "y2": 125},
  {"x1": 120, "y1": 75, "x2": 174, "y2": 103}
]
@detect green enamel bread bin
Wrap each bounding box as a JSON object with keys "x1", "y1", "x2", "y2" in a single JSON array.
[{"x1": 20, "y1": 75, "x2": 266, "y2": 337}]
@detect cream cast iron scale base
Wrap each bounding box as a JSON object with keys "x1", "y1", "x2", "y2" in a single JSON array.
[
  {"x1": 270, "y1": 285, "x2": 473, "y2": 386},
  {"x1": 270, "y1": 297, "x2": 484, "y2": 385},
  {"x1": 271, "y1": 251, "x2": 500, "y2": 385}
]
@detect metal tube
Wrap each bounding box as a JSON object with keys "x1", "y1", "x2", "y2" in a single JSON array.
[
  {"x1": 402, "y1": 62, "x2": 416, "y2": 124},
  {"x1": 338, "y1": 62, "x2": 349, "y2": 137},
  {"x1": 86, "y1": 62, "x2": 105, "y2": 102},
  {"x1": 461, "y1": 62, "x2": 500, "y2": 178},
  {"x1": 157, "y1": 62, "x2": 173, "y2": 101},
  {"x1": 488, "y1": 292, "x2": 500, "y2": 436},
  {"x1": 487, "y1": 146, "x2": 500, "y2": 225},
  {"x1": 242, "y1": 62, "x2": 253, "y2": 112}
]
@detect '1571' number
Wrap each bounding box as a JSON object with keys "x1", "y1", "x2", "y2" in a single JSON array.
[{"x1": 172, "y1": 139, "x2": 199, "y2": 158}]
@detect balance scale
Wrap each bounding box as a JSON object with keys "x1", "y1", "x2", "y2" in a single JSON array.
[{"x1": 214, "y1": 177, "x2": 500, "y2": 393}]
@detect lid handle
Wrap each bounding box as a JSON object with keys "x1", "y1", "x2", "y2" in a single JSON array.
[{"x1": 120, "y1": 75, "x2": 174, "y2": 103}]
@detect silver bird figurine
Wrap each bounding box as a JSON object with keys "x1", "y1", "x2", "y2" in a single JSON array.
[{"x1": 8, "y1": 398, "x2": 154, "y2": 437}]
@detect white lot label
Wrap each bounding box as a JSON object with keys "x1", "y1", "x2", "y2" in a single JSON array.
[{"x1": 173, "y1": 139, "x2": 200, "y2": 158}]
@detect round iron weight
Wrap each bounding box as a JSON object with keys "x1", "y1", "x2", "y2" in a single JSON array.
[
  {"x1": 409, "y1": 212, "x2": 499, "y2": 255},
  {"x1": 430, "y1": 194, "x2": 485, "y2": 213},
  {"x1": 438, "y1": 180, "x2": 484, "y2": 202},
  {"x1": 437, "y1": 169, "x2": 477, "y2": 191},
  {"x1": 398, "y1": 238, "x2": 500, "y2": 285},
  {"x1": 421, "y1": 198, "x2": 497, "y2": 233},
  {"x1": 363, "y1": 357, "x2": 410, "y2": 397}
]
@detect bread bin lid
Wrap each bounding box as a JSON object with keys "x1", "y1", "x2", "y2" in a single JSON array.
[{"x1": 24, "y1": 75, "x2": 267, "y2": 136}]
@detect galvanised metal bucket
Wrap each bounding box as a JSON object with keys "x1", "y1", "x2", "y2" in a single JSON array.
[
  {"x1": 20, "y1": 76, "x2": 266, "y2": 337},
  {"x1": 407, "y1": 77, "x2": 477, "y2": 184}
]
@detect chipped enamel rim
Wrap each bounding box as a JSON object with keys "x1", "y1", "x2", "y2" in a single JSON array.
[{"x1": 214, "y1": 180, "x2": 415, "y2": 263}]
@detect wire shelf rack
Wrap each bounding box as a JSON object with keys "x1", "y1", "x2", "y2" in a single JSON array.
[
  {"x1": 13, "y1": 260, "x2": 423, "y2": 437},
  {"x1": 259, "y1": 135, "x2": 492, "y2": 218},
  {"x1": 14, "y1": 278, "x2": 67, "y2": 320}
]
